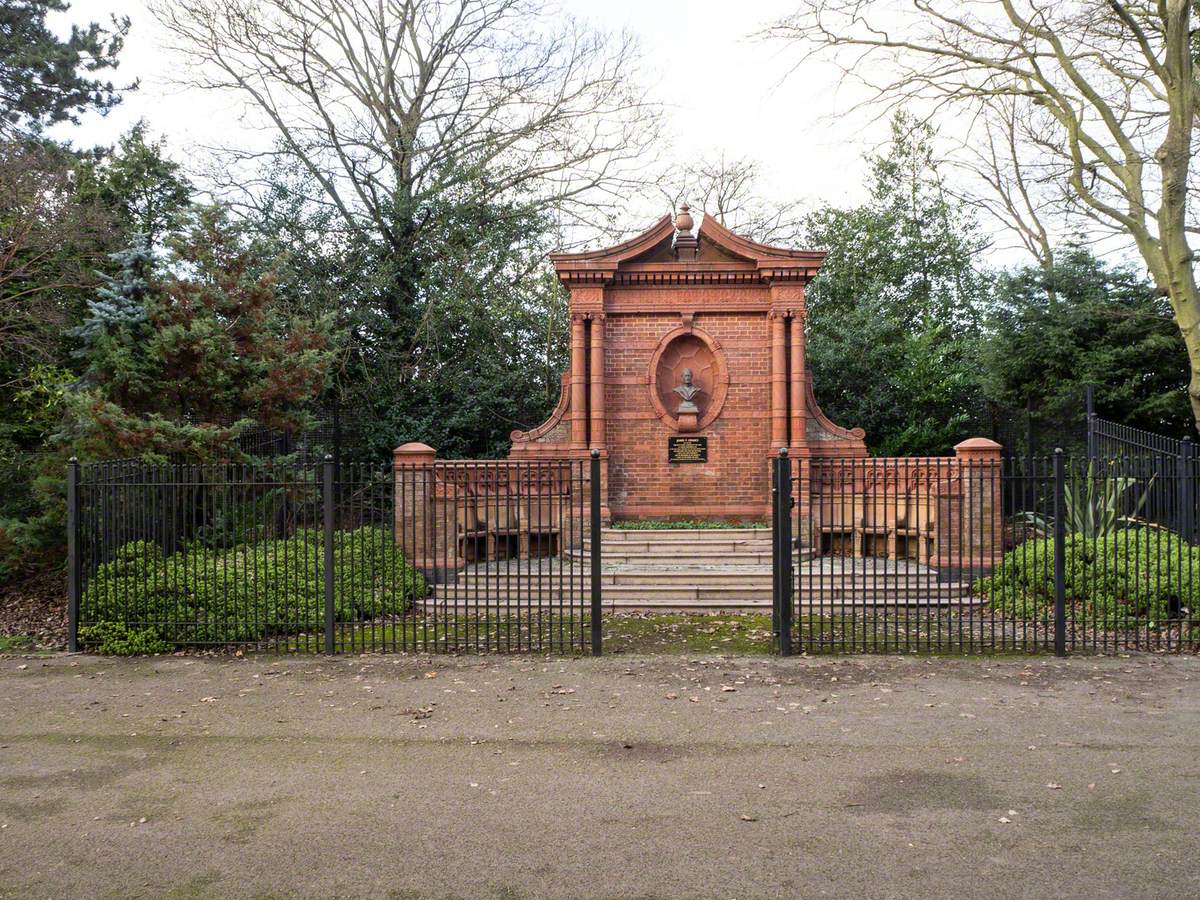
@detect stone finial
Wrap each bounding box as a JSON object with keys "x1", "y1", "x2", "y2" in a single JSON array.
[
  {"x1": 673, "y1": 203, "x2": 699, "y2": 260},
  {"x1": 675, "y1": 203, "x2": 694, "y2": 234}
]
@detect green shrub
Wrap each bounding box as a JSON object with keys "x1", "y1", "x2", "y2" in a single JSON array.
[
  {"x1": 78, "y1": 622, "x2": 171, "y2": 656},
  {"x1": 80, "y1": 526, "x2": 427, "y2": 647},
  {"x1": 977, "y1": 527, "x2": 1200, "y2": 626}
]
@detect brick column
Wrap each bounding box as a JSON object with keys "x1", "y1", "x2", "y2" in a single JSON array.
[
  {"x1": 589, "y1": 314, "x2": 605, "y2": 448},
  {"x1": 570, "y1": 314, "x2": 587, "y2": 449},
  {"x1": 770, "y1": 312, "x2": 788, "y2": 449},
  {"x1": 393, "y1": 442, "x2": 460, "y2": 580},
  {"x1": 789, "y1": 314, "x2": 806, "y2": 448},
  {"x1": 953, "y1": 437, "x2": 1003, "y2": 569}
]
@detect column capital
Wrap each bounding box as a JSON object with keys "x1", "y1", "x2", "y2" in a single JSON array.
[
  {"x1": 393, "y1": 442, "x2": 437, "y2": 467},
  {"x1": 954, "y1": 437, "x2": 1003, "y2": 462}
]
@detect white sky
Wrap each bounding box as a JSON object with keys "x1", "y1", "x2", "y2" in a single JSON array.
[{"x1": 58, "y1": 0, "x2": 1025, "y2": 262}]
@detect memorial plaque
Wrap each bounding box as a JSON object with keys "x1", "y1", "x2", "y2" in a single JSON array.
[{"x1": 668, "y1": 436, "x2": 708, "y2": 464}]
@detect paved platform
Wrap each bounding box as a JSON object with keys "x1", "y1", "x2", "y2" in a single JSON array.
[{"x1": 431, "y1": 529, "x2": 975, "y2": 611}]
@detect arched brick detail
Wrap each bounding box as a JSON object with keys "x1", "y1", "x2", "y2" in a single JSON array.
[{"x1": 646, "y1": 324, "x2": 730, "y2": 433}]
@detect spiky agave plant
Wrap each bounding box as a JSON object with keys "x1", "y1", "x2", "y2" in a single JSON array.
[{"x1": 1015, "y1": 462, "x2": 1156, "y2": 538}]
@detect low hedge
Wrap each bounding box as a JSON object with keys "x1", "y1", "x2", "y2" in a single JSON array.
[
  {"x1": 977, "y1": 527, "x2": 1199, "y2": 626},
  {"x1": 81, "y1": 526, "x2": 426, "y2": 648}
]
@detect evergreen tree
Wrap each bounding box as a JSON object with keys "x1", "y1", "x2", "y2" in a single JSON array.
[
  {"x1": 64, "y1": 207, "x2": 336, "y2": 461},
  {"x1": 75, "y1": 123, "x2": 192, "y2": 244},
  {"x1": 0, "y1": 0, "x2": 130, "y2": 134},
  {"x1": 804, "y1": 112, "x2": 989, "y2": 455},
  {"x1": 982, "y1": 246, "x2": 1191, "y2": 442},
  {"x1": 71, "y1": 235, "x2": 151, "y2": 352}
]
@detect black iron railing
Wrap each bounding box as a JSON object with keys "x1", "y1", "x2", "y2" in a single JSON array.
[
  {"x1": 68, "y1": 455, "x2": 601, "y2": 654},
  {"x1": 772, "y1": 449, "x2": 1200, "y2": 655}
]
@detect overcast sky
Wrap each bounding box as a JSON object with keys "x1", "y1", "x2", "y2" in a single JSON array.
[{"x1": 59, "y1": 0, "x2": 1027, "y2": 262}]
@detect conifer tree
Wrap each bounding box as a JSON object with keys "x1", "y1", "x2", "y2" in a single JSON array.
[
  {"x1": 71, "y1": 234, "x2": 151, "y2": 352},
  {"x1": 65, "y1": 207, "x2": 335, "y2": 461},
  {"x1": 0, "y1": 0, "x2": 130, "y2": 134}
]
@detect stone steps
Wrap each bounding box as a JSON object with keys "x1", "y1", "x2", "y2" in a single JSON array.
[
  {"x1": 571, "y1": 551, "x2": 785, "y2": 566},
  {"x1": 427, "y1": 527, "x2": 977, "y2": 611},
  {"x1": 440, "y1": 567, "x2": 964, "y2": 589},
  {"x1": 591, "y1": 527, "x2": 770, "y2": 542}
]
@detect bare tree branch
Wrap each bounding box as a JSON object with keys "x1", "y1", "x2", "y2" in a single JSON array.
[{"x1": 761, "y1": 0, "x2": 1200, "y2": 429}]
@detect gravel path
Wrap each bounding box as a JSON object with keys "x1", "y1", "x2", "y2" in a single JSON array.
[{"x1": 1, "y1": 651, "x2": 1198, "y2": 898}]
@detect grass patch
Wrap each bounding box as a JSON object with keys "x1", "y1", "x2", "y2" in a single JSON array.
[
  {"x1": 270, "y1": 613, "x2": 779, "y2": 655},
  {"x1": 0, "y1": 635, "x2": 36, "y2": 653},
  {"x1": 281, "y1": 617, "x2": 595, "y2": 654},
  {"x1": 603, "y1": 613, "x2": 775, "y2": 654}
]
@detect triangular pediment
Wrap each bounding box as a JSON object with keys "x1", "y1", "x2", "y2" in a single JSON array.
[{"x1": 549, "y1": 208, "x2": 826, "y2": 283}]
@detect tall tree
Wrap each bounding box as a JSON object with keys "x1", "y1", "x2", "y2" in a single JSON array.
[
  {"x1": 76, "y1": 123, "x2": 193, "y2": 245},
  {"x1": 0, "y1": 0, "x2": 130, "y2": 135},
  {"x1": 153, "y1": 0, "x2": 659, "y2": 370},
  {"x1": 64, "y1": 208, "x2": 335, "y2": 461},
  {"x1": 0, "y1": 139, "x2": 114, "y2": 389},
  {"x1": 804, "y1": 114, "x2": 989, "y2": 455},
  {"x1": 764, "y1": 1, "x2": 1200, "y2": 432},
  {"x1": 983, "y1": 246, "x2": 1191, "y2": 440}
]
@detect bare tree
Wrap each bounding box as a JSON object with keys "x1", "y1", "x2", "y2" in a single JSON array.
[
  {"x1": 658, "y1": 153, "x2": 806, "y2": 245},
  {"x1": 0, "y1": 141, "x2": 113, "y2": 387},
  {"x1": 151, "y1": 0, "x2": 661, "y2": 324},
  {"x1": 763, "y1": 1, "x2": 1200, "y2": 429}
]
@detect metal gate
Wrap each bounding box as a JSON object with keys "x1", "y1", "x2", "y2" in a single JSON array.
[{"x1": 771, "y1": 448, "x2": 1200, "y2": 655}]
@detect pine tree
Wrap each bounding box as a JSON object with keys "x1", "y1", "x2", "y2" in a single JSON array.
[
  {"x1": 0, "y1": 0, "x2": 130, "y2": 134},
  {"x1": 64, "y1": 207, "x2": 336, "y2": 461}
]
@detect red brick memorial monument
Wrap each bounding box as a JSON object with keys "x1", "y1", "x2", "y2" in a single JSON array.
[
  {"x1": 394, "y1": 206, "x2": 1001, "y2": 607},
  {"x1": 509, "y1": 205, "x2": 869, "y2": 520}
]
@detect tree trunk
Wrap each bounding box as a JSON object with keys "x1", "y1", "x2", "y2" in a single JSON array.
[{"x1": 1157, "y1": 1, "x2": 1200, "y2": 434}]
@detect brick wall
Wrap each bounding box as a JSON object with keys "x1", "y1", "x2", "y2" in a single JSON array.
[{"x1": 604, "y1": 308, "x2": 772, "y2": 520}]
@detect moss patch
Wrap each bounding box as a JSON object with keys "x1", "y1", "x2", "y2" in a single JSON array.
[{"x1": 603, "y1": 613, "x2": 775, "y2": 654}]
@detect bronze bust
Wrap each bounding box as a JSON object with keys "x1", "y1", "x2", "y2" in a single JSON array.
[{"x1": 673, "y1": 368, "x2": 702, "y2": 414}]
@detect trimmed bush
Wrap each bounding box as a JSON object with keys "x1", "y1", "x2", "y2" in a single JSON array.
[
  {"x1": 80, "y1": 527, "x2": 426, "y2": 648},
  {"x1": 78, "y1": 622, "x2": 171, "y2": 656},
  {"x1": 977, "y1": 527, "x2": 1199, "y2": 626}
]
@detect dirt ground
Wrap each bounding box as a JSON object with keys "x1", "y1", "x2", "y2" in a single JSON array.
[{"x1": 1, "y1": 650, "x2": 1198, "y2": 899}]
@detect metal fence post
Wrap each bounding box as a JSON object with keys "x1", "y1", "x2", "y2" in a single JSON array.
[
  {"x1": 777, "y1": 448, "x2": 794, "y2": 657},
  {"x1": 1085, "y1": 386, "x2": 1097, "y2": 462},
  {"x1": 1180, "y1": 437, "x2": 1195, "y2": 544},
  {"x1": 323, "y1": 454, "x2": 335, "y2": 655},
  {"x1": 66, "y1": 457, "x2": 81, "y2": 653},
  {"x1": 1053, "y1": 448, "x2": 1067, "y2": 657},
  {"x1": 1025, "y1": 396, "x2": 1036, "y2": 512},
  {"x1": 590, "y1": 449, "x2": 602, "y2": 656},
  {"x1": 771, "y1": 455, "x2": 780, "y2": 648}
]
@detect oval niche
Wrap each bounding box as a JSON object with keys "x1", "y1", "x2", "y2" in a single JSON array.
[{"x1": 647, "y1": 325, "x2": 730, "y2": 432}]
